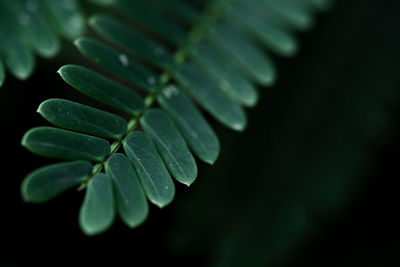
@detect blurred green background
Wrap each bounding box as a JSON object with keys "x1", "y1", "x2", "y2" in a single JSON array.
[{"x1": 0, "y1": 0, "x2": 399, "y2": 265}]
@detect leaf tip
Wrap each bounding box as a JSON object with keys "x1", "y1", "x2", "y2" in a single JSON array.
[
  {"x1": 36, "y1": 101, "x2": 46, "y2": 115},
  {"x1": 20, "y1": 177, "x2": 31, "y2": 203},
  {"x1": 230, "y1": 117, "x2": 247, "y2": 132},
  {"x1": 87, "y1": 16, "x2": 97, "y2": 28},
  {"x1": 79, "y1": 223, "x2": 99, "y2": 236},
  {"x1": 180, "y1": 173, "x2": 197, "y2": 187},
  {"x1": 203, "y1": 150, "x2": 220, "y2": 165},
  {"x1": 183, "y1": 181, "x2": 192, "y2": 187},
  {"x1": 152, "y1": 196, "x2": 173, "y2": 209},
  {"x1": 57, "y1": 65, "x2": 69, "y2": 78},
  {"x1": 125, "y1": 214, "x2": 148, "y2": 228},
  {"x1": 205, "y1": 158, "x2": 216, "y2": 165},
  {"x1": 155, "y1": 202, "x2": 167, "y2": 209},
  {"x1": 20, "y1": 131, "x2": 29, "y2": 148},
  {"x1": 79, "y1": 212, "x2": 110, "y2": 236},
  {"x1": 73, "y1": 38, "x2": 81, "y2": 48}
]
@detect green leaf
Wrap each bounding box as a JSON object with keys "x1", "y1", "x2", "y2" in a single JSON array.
[
  {"x1": 43, "y1": 0, "x2": 85, "y2": 40},
  {"x1": 157, "y1": 85, "x2": 220, "y2": 164},
  {"x1": 21, "y1": 161, "x2": 92, "y2": 203},
  {"x1": 123, "y1": 132, "x2": 175, "y2": 208},
  {"x1": 226, "y1": 2, "x2": 298, "y2": 57},
  {"x1": 0, "y1": 59, "x2": 4, "y2": 87},
  {"x1": 117, "y1": 0, "x2": 186, "y2": 45},
  {"x1": 192, "y1": 42, "x2": 258, "y2": 107},
  {"x1": 74, "y1": 37, "x2": 159, "y2": 92},
  {"x1": 38, "y1": 98, "x2": 127, "y2": 139},
  {"x1": 89, "y1": 15, "x2": 173, "y2": 68},
  {"x1": 58, "y1": 65, "x2": 145, "y2": 115},
  {"x1": 141, "y1": 109, "x2": 198, "y2": 186},
  {"x1": 208, "y1": 23, "x2": 276, "y2": 86},
  {"x1": 147, "y1": 0, "x2": 202, "y2": 25},
  {"x1": 176, "y1": 63, "x2": 247, "y2": 131},
  {"x1": 79, "y1": 173, "x2": 115, "y2": 235},
  {"x1": 27, "y1": 12, "x2": 60, "y2": 58},
  {"x1": 0, "y1": 41, "x2": 35, "y2": 80},
  {"x1": 105, "y1": 153, "x2": 148, "y2": 227},
  {"x1": 21, "y1": 127, "x2": 110, "y2": 161},
  {"x1": 7, "y1": 1, "x2": 60, "y2": 58},
  {"x1": 262, "y1": 0, "x2": 314, "y2": 31},
  {"x1": 0, "y1": 2, "x2": 35, "y2": 80}
]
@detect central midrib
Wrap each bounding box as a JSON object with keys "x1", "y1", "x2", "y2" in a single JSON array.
[{"x1": 78, "y1": 0, "x2": 232, "y2": 190}]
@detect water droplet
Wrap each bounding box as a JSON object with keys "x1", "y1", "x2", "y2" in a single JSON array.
[
  {"x1": 26, "y1": 0, "x2": 38, "y2": 13},
  {"x1": 147, "y1": 76, "x2": 156, "y2": 86},
  {"x1": 18, "y1": 13, "x2": 30, "y2": 25},
  {"x1": 163, "y1": 85, "x2": 179, "y2": 99},
  {"x1": 118, "y1": 54, "x2": 129, "y2": 67}
]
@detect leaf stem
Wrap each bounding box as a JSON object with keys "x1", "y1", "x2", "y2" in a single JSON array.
[{"x1": 78, "y1": 0, "x2": 232, "y2": 190}]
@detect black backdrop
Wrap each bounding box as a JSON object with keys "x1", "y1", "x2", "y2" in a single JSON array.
[{"x1": 1, "y1": 0, "x2": 399, "y2": 266}]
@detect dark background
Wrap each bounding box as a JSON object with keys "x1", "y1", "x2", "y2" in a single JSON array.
[{"x1": 1, "y1": 0, "x2": 399, "y2": 265}]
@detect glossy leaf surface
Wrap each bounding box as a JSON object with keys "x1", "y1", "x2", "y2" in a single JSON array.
[
  {"x1": 176, "y1": 63, "x2": 247, "y2": 131},
  {"x1": 58, "y1": 65, "x2": 145, "y2": 115},
  {"x1": 123, "y1": 132, "x2": 175, "y2": 208},
  {"x1": 89, "y1": 15, "x2": 173, "y2": 68},
  {"x1": 22, "y1": 127, "x2": 110, "y2": 161},
  {"x1": 75, "y1": 37, "x2": 159, "y2": 92},
  {"x1": 157, "y1": 85, "x2": 220, "y2": 164},
  {"x1": 105, "y1": 153, "x2": 148, "y2": 227},
  {"x1": 208, "y1": 24, "x2": 276, "y2": 85},
  {"x1": 21, "y1": 161, "x2": 92, "y2": 203},
  {"x1": 79, "y1": 173, "x2": 115, "y2": 235},
  {"x1": 141, "y1": 109, "x2": 197, "y2": 186},
  {"x1": 193, "y1": 42, "x2": 258, "y2": 106},
  {"x1": 38, "y1": 98, "x2": 127, "y2": 139}
]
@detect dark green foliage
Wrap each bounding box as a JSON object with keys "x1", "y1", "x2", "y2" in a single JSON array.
[
  {"x1": 88, "y1": 14, "x2": 174, "y2": 68},
  {"x1": 105, "y1": 153, "x2": 148, "y2": 228},
  {"x1": 38, "y1": 99, "x2": 127, "y2": 139},
  {"x1": 21, "y1": 161, "x2": 92, "y2": 203},
  {"x1": 157, "y1": 85, "x2": 220, "y2": 164},
  {"x1": 79, "y1": 173, "x2": 115, "y2": 235},
  {"x1": 141, "y1": 109, "x2": 198, "y2": 186},
  {"x1": 208, "y1": 24, "x2": 276, "y2": 85},
  {"x1": 75, "y1": 37, "x2": 159, "y2": 92},
  {"x1": 22, "y1": 127, "x2": 110, "y2": 161},
  {"x1": 124, "y1": 132, "x2": 176, "y2": 208},
  {"x1": 175, "y1": 62, "x2": 247, "y2": 131},
  {"x1": 116, "y1": 0, "x2": 187, "y2": 45},
  {"x1": 0, "y1": 0, "x2": 86, "y2": 85},
  {"x1": 20, "y1": 0, "x2": 333, "y2": 234},
  {"x1": 192, "y1": 42, "x2": 258, "y2": 107},
  {"x1": 58, "y1": 65, "x2": 145, "y2": 115}
]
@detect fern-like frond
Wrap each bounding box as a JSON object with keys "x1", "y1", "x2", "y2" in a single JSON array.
[{"x1": 21, "y1": 0, "x2": 333, "y2": 235}]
